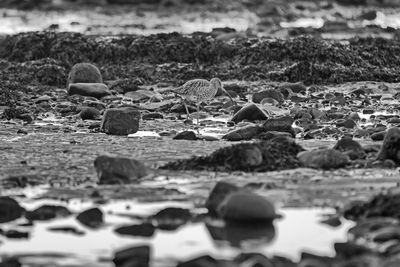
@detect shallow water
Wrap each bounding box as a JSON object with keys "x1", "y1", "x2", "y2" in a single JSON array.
[{"x1": 0, "y1": 195, "x2": 354, "y2": 267}]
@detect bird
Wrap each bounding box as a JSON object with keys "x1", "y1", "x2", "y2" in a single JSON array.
[{"x1": 173, "y1": 78, "x2": 235, "y2": 127}]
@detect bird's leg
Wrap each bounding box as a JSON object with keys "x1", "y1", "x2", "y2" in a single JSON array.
[
  {"x1": 181, "y1": 98, "x2": 191, "y2": 120},
  {"x1": 196, "y1": 103, "x2": 200, "y2": 133},
  {"x1": 223, "y1": 88, "x2": 237, "y2": 107}
]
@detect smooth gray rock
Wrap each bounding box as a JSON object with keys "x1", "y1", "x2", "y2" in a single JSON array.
[
  {"x1": 68, "y1": 83, "x2": 111, "y2": 99},
  {"x1": 100, "y1": 107, "x2": 140, "y2": 135}
]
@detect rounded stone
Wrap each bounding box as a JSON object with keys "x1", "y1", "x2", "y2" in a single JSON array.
[{"x1": 67, "y1": 63, "x2": 102, "y2": 87}]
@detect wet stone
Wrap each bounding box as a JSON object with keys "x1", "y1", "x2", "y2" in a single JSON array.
[
  {"x1": 333, "y1": 137, "x2": 366, "y2": 160},
  {"x1": 0, "y1": 197, "x2": 24, "y2": 223},
  {"x1": 47, "y1": 226, "x2": 85, "y2": 236},
  {"x1": 173, "y1": 130, "x2": 197, "y2": 140},
  {"x1": 298, "y1": 148, "x2": 349, "y2": 169},
  {"x1": 151, "y1": 207, "x2": 192, "y2": 231},
  {"x1": 252, "y1": 89, "x2": 284, "y2": 104},
  {"x1": 222, "y1": 125, "x2": 264, "y2": 141},
  {"x1": 2, "y1": 230, "x2": 29, "y2": 239},
  {"x1": 94, "y1": 155, "x2": 148, "y2": 184},
  {"x1": 262, "y1": 116, "x2": 295, "y2": 137},
  {"x1": 371, "y1": 130, "x2": 386, "y2": 141},
  {"x1": 377, "y1": 127, "x2": 400, "y2": 164},
  {"x1": 67, "y1": 63, "x2": 103, "y2": 87},
  {"x1": 279, "y1": 82, "x2": 307, "y2": 94},
  {"x1": 217, "y1": 191, "x2": 279, "y2": 221},
  {"x1": 76, "y1": 207, "x2": 103, "y2": 228},
  {"x1": 68, "y1": 83, "x2": 111, "y2": 99},
  {"x1": 336, "y1": 118, "x2": 357, "y2": 129},
  {"x1": 142, "y1": 112, "x2": 163, "y2": 120},
  {"x1": 334, "y1": 242, "x2": 371, "y2": 258},
  {"x1": 0, "y1": 257, "x2": 21, "y2": 267},
  {"x1": 25, "y1": 205, "x2": 71, "y2": 221},
  {"x1": 115, "y1": 223, "x2": 155, "y2": 237},
  {"x1": 205, "y1": 181, "x2": 240, "y2": 216},
  {"x1": 79, "y1": 106, "x2": 101, "y2": 120},
  {"x1": 230, "y1": 103, "x2": 269, "y2": 123},
  {"x1": 113, "y1": 245, "x2": 150, "y2": 267},
  {"x1": 258, "y1": 131, "x2": 293, "y2": 140},
  {"x1": 100, "y1": 107, "x2": 140, "y2": 135}
]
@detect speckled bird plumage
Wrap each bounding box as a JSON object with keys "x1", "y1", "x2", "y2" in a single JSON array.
[{"x1": 174, "y1": 78, "x2": 222, "y2": 103}]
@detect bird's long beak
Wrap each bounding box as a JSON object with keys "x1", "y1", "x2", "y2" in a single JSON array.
[{"x1": 222, "y1": 87, "x2": 237, "y2": 106}]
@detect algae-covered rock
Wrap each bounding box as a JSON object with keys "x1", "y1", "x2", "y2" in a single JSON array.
[
  {"x1": 160, "y1": 137, "x2": 304, "y2": 172},
  {"x1": 67, "y1": 63, "x2": 103, "y2": 87}
]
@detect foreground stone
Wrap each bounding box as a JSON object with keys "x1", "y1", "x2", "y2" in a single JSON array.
[
  {"x1": 100, "y1": 108, "x2": 140, "y2": 135},
  {"x1": 298, "y1": 148, "x2": 349, "y2": 169},
  {"x1": 377, "y1": 127, "x2": 400, "y2": 164},
  {"x1": 218, "y1": 192, "x2": 279, "y2": 221},
  {"x1": 76, "y1": 208, "x2": 103, "y2": 228},
  {"x1": 67, "y1": 63, "x2": 103, "y2": 87},
  {"x1": 230, "y1": 103, "x2": 269, "y2": 123},
  {"x1": 68, "y1": 83, "x2": 111, "y2": 99},
  {"x1": 205, "y1": 182, "x2": 240, "y2": 216},
  {"x1": 0, "y1": 197, "x2": 24, "y2": 223},
  {"x1": 161, "y1": 137, "x2": 303, "y2": 172},
  {"x1": 113, "y1": 245, "x2": 150, "y2": 267},
  {"x1": 25, "y1": 205, "x2": 71, "y2": 221},
  {"x1": 94, "y1": 155, "x2": 148, "y2": 184}
]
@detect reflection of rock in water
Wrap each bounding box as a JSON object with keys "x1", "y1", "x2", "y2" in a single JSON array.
[
  {"x1": 160, "y1": 137, "x2": 304, "y2": 172},
  {"x1": 206, "y1": 220, "x2": 276, "y2": 248}
]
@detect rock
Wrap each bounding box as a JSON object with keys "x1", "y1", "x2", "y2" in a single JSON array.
[
  {"x1": 79, "y1": 107, "x2": 101, "y2": 120},
  {"x1": 217, "y1": 192, "x2": 279, "y2": 221},
  {"x1": 363, "y1": 109, "x2": 375, "y2": 114},
  {"x1": 176, "y1": 255, "x2": 220, "y2": 267},
  {"x1": 234, "y1": 253, "x2": 276, "y2": 267},
  {"x1": 100, "y1": 108, "x2": 140, "y2": 135},
  {"x1": 113, "y1": 245, "x2": 150, "y2": 267},
  {"x1": 205, "y1": 182, "x2": 240, "y2": 216},
  {"x1": 336, "y1": 119, "x2": 357, "y2": 128},
  {"x1": 230, "y1": 103, "x2": 269, "y2": 123},
  {"x1": 48, "y1": 226, "x2": 85, "y2": 235},
  {"x1": 151, "y1": 207, "x2": 192, "y2": 230},
  {"x1": 173, "y1": 131, "x2": 197, "y2": 140},
  {"x1": 0, "y1": 257, "x2": 21, "y2": 267},
  {"x1": 94, "y1": 155, "x2": 148, "y2": 184},
  {"x1": 258, "y1": 131, "x2": 293, "y2": 140},
  {"x1": 142, "y1": 112, "x2": 163, "y2": 120},
  {"x1": 344, "y1": 194, "x2": 400, "y2": 220},
  {"x1": 115, "y1": 223, "x2": 155, "y2": 237},
  {"x1": 109, "y1": 78, "x2": 143, "y2": 94},
  {"x1": 279, "y1": 82, "x2": 307, "y2": 93},
  {"x1": 161, "y1": 138, "x2": 304, "y2": 172},
  {"x1": 334, "y1": 242, "x2": 371, "y2": 258},
  {"x1": 76, "y1": 208, "x2": 103, "y2": 228},
  {"x1": 377, "y1": 128, "x2": 400, "y2": 164},
  {"x1": 1, "y1": 230, "x2": 29, "y2": 239},
  {"x1": 222, "y1": 125, "x2": 264, "y2": 141},
  {"x1": 371, "y1": 130, "x2": 386, "y2": 141},
  {"x1": 262, "y1": 116, "x2": 295, "y2": 137},
  {"x1": 25, "y1": 205, "x2": 71, "y2": 221},
  {"x1": 0, "y1": 197, "x2": 24, "y2": 223},
  {"x1": 333, "y1": 136, "x2": 366, "y2": 159},
  {"x1": 298, "y1": 149, "x2": 349, "y2": 169},
  {"x1": 68, "y1": 83, "x2": 111, "y2": 99},
  {"x1": 67, "y1": 63, "x2": 102, "y2": 87},
  {"x1": 360, "y1": 10, "x2": 377, "y2": 20},
  {"x1": 252, "y1": 89, "x2": 284, "y2": 104}
]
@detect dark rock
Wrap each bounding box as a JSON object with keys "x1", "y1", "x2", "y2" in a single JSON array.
[
  {"x1": 16, "y1": 129, "x2": 28, "y2": 134},
  {"x1": 320, "y1": 216, "x2": 342, "y2": 227},
  {"x1": 377, "y1": 128, "x2": 400, "y2": 164},
  {"x1": 336, "y1": 118, "x2": 357, "y2": 128},
  {"x1": 113, "y1": 245, "x2": 150, "y2": 267},
  {"x1": 298, "y1": 148, "x2": 349, "y2": 169},
  {"x1": 262, "y1": 116, "x2": 295, "y2": 137},
  {"x1": 0, "y1": 197, "x2": 24, "y2": 223},
  {"x1": 278, "y1": 82, "x2": 307, "y2": 94},
  {"x1": 258, "y1": 131, "x2": 293, "y2": 140},
  {"x1": 334, "y1": 242, "x2": 371, "y2": 258},
  {"x1": 25, "y1": 205, "x2": 71, "y2": 221},
  {"x1": 79, "y1": 107, "x2": 101, "y2": 120},
  {"x1": 94, "y1": 155, "x2": 148, "y2": 184},
  {"x1": 1, "y1": 230, "x2": 29, "y2": 239},
  {"x1": 100, "y1": 108, "x2": 140, "y2": 135},
  {"x1": 68, "y1": 83, "x2": 111, "y2": 99},
  {"x1": 333, "y1": 137, "x2": 366, "y2": 159},
  {"x1": 173, "y1": 131, "x2": 197, "y2": 140},
  {"x1": 360, "y1": 10, "x2": 377, "y2": 20},
  {"x1": 115, "y1": 223, "x2": 155, "y2": 237},
  {"x1": 230, "y1": 103, "x2": 269, "y2": 123},
  {"x1": 363, "y1": 109, "x2": 375, "y2": 114},
  {"x1": 67, "y1": 63, "x2": 102, "y2": 87},
  {"x1": 217, "y1": 192, "x2": 279, "y2": 221},
  {"x1": 161, "y1": 138, "x2": 304, "y2": 172},
  {"x1": 371, "y1": 130, "x2": 386, "y2": 141},
  {"x1": 76, "y1": 208, "x2": 103, "y2": 228},
  {"x1": 344, "y1": 193, "x2": 400, "y2": 220},
  {"x1": 222, "y1": 125, "x2": 264, "y2": 141},
  {"x1": 234, "y1": 253, "x2": 276, "y2": 266},
  {"x1": 109, "y1": 78, "x2": 143, "y2": 94},
  {"x1": 205, "y1": 181, "x2": 240, "y2": 216},
  {"x1": 252, "y1": 89, "x2": 284, "y2": 104},
  {"x1": 176, "y1": 255, "x2": 220, "y2": 267},
  {"x1": 142, "y1": 112, "x2": 163, "y2": 120},
  {"x1": 152, "y1": 207, "x2": 192, "y2": 230},
  {"x1": 47, "y1": 226, "x2": 85, "y2": 235},
  {"x1": 0, "y1": 257, "x2": 21, "y2": 267}
]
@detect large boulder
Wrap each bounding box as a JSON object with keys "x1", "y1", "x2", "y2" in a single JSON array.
[
  {"x1": 100, "y1": 108, "x2": 140, "y2": 135},
  {"x1": 94, "y1": 155, "x2": 148, "y2": 184},
  {"x1": 377, "y1": 127, "x2": 400, "y2": 164},
  {"x1": 68, "y1": 83, "x2": 111, "y2": 99},
  {"x1": 67, "y1": 63, "x2": 102, "y2": 87}
]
